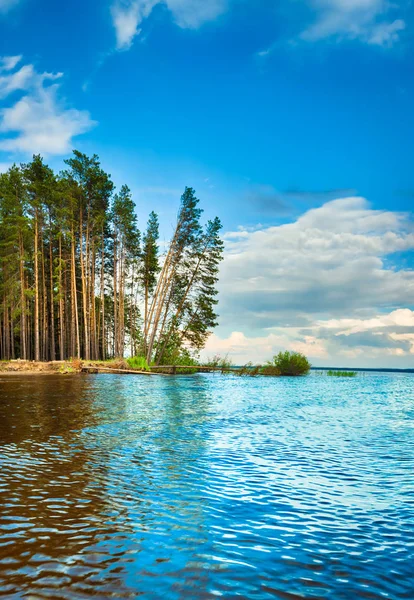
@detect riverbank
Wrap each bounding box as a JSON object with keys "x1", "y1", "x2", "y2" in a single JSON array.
[
  {"x1": 0, "y1": 359, "x2": 170, "y2": 376},
  {"x1": 0, "y1": 360, "x2": 228, "y2": 377},
  {"x1": 0, "y1": 360, "x2": 83, "y2": 375}
]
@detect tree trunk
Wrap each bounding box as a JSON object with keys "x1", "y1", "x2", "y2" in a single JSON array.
[
  {"x1": 19, "y1": 232, "x2": 27, "y2": 360},
  {"x1": 41, "y1": 228, "x2": 48, "y2": 361},
  {"x1": 49, "y1": 231, "x2": 55, "y2": 361},
  {"x1": 58, "y1": 235, "x2": 65, "y2": 360},
  {"x1": 100, "y1": 229, "x2": 105, "y2": 360},
  {"x1": 71, "y1": 222, "x2": 80, "y2": 358},
  {"x1": 113, "y1": 231, "x2": 118, "y2": 356},
  {"x1": 79, "y1": 208, "x2": 89, "y2": 360},
  {"x1": 34, "y1": 208, "x2": 40, "y2": 362}
]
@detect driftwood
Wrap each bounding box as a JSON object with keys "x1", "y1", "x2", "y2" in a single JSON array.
[
  {"x1": 81, "y1": 365, "x2": 237, "y2": 376},
  {"x1": 81, "y1": 366, "x2": 171, "y2": 376}
]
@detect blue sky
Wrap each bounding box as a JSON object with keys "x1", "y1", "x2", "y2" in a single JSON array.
[{"x1": 1, "y1": 0, "x2": 414, "y2": 367}]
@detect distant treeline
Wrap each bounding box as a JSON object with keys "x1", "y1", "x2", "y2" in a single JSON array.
[{"x1": 0, "y1": 151, "x2": 223, "y2": 364}]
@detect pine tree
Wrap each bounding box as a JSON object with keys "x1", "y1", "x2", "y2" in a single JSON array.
[
  {"x1": 140, "y1": 211, "x2": 160, "y2": 353},
  {"x1": 111, "y1": 185, "x2": 140, "y2": 357},
  {"x1": 63, "y1": 151, "x2": 114, "y2": 360}
]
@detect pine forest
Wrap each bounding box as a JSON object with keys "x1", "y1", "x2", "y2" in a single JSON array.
[{"x1": 0, "y1": 151, "x2": 224, "y2": 365}]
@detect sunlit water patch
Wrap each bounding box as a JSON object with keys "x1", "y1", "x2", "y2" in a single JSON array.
[{"x1": 0, "y1": 372, "x2": 413, "y2": 598}]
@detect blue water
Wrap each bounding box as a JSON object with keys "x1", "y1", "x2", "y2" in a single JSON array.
[{"x1": 0, "y1": 372, "x2": 413, "y2": 599}]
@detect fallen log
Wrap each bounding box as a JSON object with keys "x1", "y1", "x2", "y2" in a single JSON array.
[{"x1": 81, "y1": 366, "x2": 172, "y2": 377}]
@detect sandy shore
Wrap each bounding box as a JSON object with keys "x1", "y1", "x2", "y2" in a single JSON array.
[{"x1": 0, "y1": 360, "x2": 82, "y2": 375}]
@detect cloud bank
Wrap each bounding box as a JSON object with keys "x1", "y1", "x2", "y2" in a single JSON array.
[{"x1": 205, "y1": 197, "x2": 414, "y2": 366}]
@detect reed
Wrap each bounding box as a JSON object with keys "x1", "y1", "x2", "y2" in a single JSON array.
[{"x1": 327, "y1": 370, "x2": 357, "y2": 377}]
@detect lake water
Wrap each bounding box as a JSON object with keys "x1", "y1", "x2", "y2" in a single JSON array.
[{"x1": 0, "y1": 372, "x2": 413, "y2": 599}]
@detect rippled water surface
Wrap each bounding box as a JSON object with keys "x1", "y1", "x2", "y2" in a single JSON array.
[{"x1": 0, "y1": 372, "x2": 413, "y2": 599}]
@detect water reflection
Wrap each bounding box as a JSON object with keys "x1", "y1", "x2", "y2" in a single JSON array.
[{"x1": 0, "y1": 372, "x2": 413, "y2": 599}]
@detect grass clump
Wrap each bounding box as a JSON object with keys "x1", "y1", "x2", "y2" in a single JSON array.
[
  {"x1": 327, "y1": 370, "x2": 357, "y2": 377},
  {"x1": 127, "y1": 355, "x2": 150, "y2": 371},
  {"x1": 59, "y1": 362, "x2": 77, "y2": 374},
  {"x1": 265, "y1": 351, "x2": 311, "y2": 376}
]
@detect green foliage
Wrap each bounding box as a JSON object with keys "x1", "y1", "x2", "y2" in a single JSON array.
[
  {"x1": 235, "y1": 362, "x2": 262, "y2": 377},
  {"x1": 112, "y1": 185, "x2": 140, "y2": 256},
  {"x1": 155, "y1": 335, "x2": 199, "y2": 374},
  {"x1": 140, "y1": 211, "x2": 160, "y2": 296},
  {"x1": 259, "y1": 364, "x2": 281, "y2": 376},
  {"x1": 203, "y1": 354, "x2": 233, "y2": 372},
  {"x1": 127, "y1": 355, "x2": 150, "y2": 371},
  {"x1": 327, "y1": 370, "x2": 357, "y2": 377},
  {"x1": 170, "y1": 352, "x2": 199, "y2": 374},
  {"x1": 151, "y1": 188, "x2": 224, "y2": 365},
  {"x1": 268, "y1": 351, "x2": 311, "y2": 376},
  {"x1": 0, "y1": 154, "x2": 223, "y2": 364}
]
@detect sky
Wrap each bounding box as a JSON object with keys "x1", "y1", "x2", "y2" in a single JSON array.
[{"x1": 1, "y1": 0, "x2": 414, "y2": 367}]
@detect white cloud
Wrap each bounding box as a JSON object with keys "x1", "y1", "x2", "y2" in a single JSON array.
[
  {"x1": 320, "y1": 308, "x2": 414, "y2": 335},
  {"x1": 301, "y1": 0, "x2": 406, "y2": 47},
  {"x1": 0, "y1": 55, "x2": 22, "y2": 71},
  {"x1": 111, "y1": 0, "x2": 156, "y2": 50},
  {"x1": 111, "y1": 0, "x2": 228, "y2": 50},
  {"x1": 0, "y1": 64, "x2": 37, "y2": 98},
  {"x1": 367, "y1": 18, "x2": 405, "y2": 45},
  {"x1": 203, "y1": 331, "x2": 305, "y2": 364},
  {"x1": 0, "y1": 56, "x2": 96, "y2": 156},
  {"x1": 211, "y1": 197, "x2": 414, "y2": 366},
  {"x1": 205, "y1": 309, "x2": 414, "y2": 366},
  {"x1": 165, "y1": 0, "x2": 228, "y2": 28}
]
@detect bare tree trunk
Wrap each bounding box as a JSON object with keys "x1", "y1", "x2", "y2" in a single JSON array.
[
  {"x1": 113, "y1": 231, "x2": 118, "y2": 356},
  {"x1": 118, "y1": 244, "x2": 124, "y2": 357},
  {"x1": 145, "y1": 219, "x2": 183, "y2": 362},
  {"x1": 79, "y1": 208, "x2": 89, "y2": 360},
  {"x1": 41, "y1": 229, "x2": 48, "y2": 361},
  {"x1": 100, "y1": 229, "x2": 105, "y2": 360},
  {"x1": 71, "y1": 223, "x2": 80, "y2": 358},
  {"x1": 146, "y1": 255, "x2": 178, "y2": 363},
  {"x1": 49, "y1": 233, "x2": 55, "y2": 361},
  {"x1": 19, "y1": 232, "x2": 27, "y2": 360},
  {"x1": 156, "y1": 241, "x2": 209, "y2": 365},
  {"x1": 34, "y1": 208, "x2": 40, "y2": 362},
  {"x1": 90, "y1": 242, "x2": 97, "y2": 360},
  {"x1": 58, "y1": 235, "x2": 65, "y2": 360},
  {"x1": 10, "y1": 302, "x2": 15, "y2": 360},
  {"x1": 130, "y1": 262, "x2": 135, "y2": 358}
]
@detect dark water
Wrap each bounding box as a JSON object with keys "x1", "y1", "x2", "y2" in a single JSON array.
[{"x1": 0, "y1": 372, "x2": 413, "y2": 599}]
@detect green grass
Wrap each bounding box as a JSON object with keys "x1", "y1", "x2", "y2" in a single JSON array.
[
  {"x1": 126, "y1": 356, "x2": 150, "y2": 371},
  {"x1": 327, "y1": 370, "x2": 357, "y2": 377}
]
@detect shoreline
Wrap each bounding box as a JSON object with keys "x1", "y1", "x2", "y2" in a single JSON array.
[
  {"x1": 0, "y1": 360, "x2": 82, "y2": 375},
  {"x1": 0, "y1": 360, "x2": 170, "y2": 377}
]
